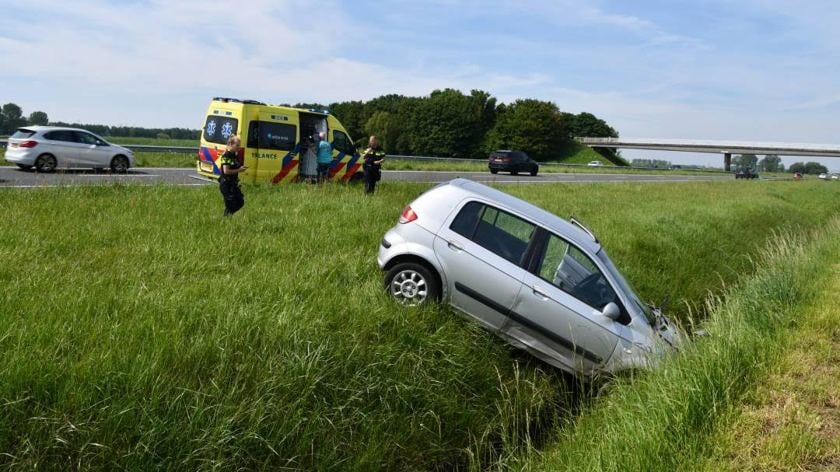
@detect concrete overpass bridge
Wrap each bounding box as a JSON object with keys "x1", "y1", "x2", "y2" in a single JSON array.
[{"x1": 578, "y1": 137, "x2": 840, "y2": 171}]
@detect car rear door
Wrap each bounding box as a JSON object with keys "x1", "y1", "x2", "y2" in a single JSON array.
[
  {"x1": 511, "y1": 230, "x2": 619, "y2": 372},
  {"x1": 433, "y1": 200, "x2": 535, "y2": 332},
  {"x1": 43, "y1": 130, "x2": 84, "y2": 166}
]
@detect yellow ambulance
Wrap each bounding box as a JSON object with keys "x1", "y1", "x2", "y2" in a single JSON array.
[{"x1": 196, "y1": 97, "x2": 363, "y2": 184}]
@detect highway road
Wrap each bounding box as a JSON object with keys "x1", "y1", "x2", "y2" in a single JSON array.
[{"x1": 0, "y1": 166, "x2": 731, "y2": 188}]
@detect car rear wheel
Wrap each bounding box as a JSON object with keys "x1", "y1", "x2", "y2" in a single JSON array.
[
  {"x1": 35, "y1": 154, "x2": 57, "y2": 173},
  {"x1": 530, "y1": 167, "x2": 538, "y2": 176},
  {"x1": 111, "y1": 155, "x2": 129, "y2": 174},
  {"x1": 385, "y1": 262, "x2": 439, "y2": 306},
  {"x1": 490, "y1": 169, "x2": 498, "y2": 174},
  {"x1": 511, "y1": 169, "x2": 519, "y2": 176}
]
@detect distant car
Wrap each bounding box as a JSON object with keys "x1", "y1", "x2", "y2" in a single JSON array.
[
  {"x1": 4, "y1": 126, "x2": 135, "y2": 173},
  {"x1": 587, "y1": 161, "x2": 603, "y2": 167},
  {"x1": 735, "y1": 169, "x2": 759, "y2": 179},
  {"x1": 818, "y1": 173, "x2": 829, "y2": 180},
  {"x1": 377, "y1": 178, "x2": 682, "y2": 376},
  {"x1": 488, "y1": 150, "x2": 539, "y2": 176}
]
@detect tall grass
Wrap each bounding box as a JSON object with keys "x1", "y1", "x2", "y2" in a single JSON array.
[
  {"x1": 0, "y1": 181, "x2": 838, "y2": 469},
  {"x1": 527, "y1": 218, "x2": 840, "y2": 471}
]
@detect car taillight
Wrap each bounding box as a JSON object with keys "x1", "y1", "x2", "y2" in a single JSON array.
[
  {"x1": 399, "y1": 205, "x2": 418, "y2": 224},
  {"x1": 19, "y1": 140, "x2": 38, "y2": 148}
]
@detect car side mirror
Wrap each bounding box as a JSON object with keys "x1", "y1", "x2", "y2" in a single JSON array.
[{"x1": 601, "y1": 302, "x2": 621, "y2": 321}]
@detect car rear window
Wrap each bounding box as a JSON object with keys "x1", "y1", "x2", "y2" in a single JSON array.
[
  {"x1": 204, "y1": 116, "x2": 239, "y2": 145},
  {"x1": 11, "y1": 129, "x2": 36, "y2": 139}
]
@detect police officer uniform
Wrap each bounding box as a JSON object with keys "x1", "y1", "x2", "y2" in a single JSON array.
[
  {"x1": 362, "y1": 145, "x2": 386, "y2": 194},
  {"x1": 219, "y1": 150, "x2": 245, "y2": 216}
]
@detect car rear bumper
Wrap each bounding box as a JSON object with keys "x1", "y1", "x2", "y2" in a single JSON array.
[{"x1": 4, "y1": 149, "x2": 36, "y2": 165}]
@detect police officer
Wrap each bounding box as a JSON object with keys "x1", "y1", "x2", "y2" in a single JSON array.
[
  {"x1": 218, "y1": 135, "x2": 247, "y2": 216},
  {"x1": 361, "y1": 135, "x2": 386, "y2": 194}
]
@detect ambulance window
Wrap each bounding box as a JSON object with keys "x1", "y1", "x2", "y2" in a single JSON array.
[
  {"x1": 204, "y1": 116, "x2": 239, "y2": 145},
  {"x1": 248, "y1": 121, "x2": 296, "y2": 151},
  {"x1": 332, "y1": 130, "x2": 355, "y2": 154}
]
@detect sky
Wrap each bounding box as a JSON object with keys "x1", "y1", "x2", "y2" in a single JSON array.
[{"x1": 2, "y1": 0, "x2": 839, "y2": 170}]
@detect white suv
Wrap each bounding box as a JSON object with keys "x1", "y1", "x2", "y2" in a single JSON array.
[
  {"x1": 5, "y1": 126, "x2": 135, "y2": 173},
  {"x1": 378, "y1": 178, "x2": 682, "y2": 376}
]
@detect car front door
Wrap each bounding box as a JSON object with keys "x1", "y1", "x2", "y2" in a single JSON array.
[
  {"x1": 433, "y1": 201, "x2": 536, "y2": 332},
  {"x1": 512, "y1": 230, "x2": 620, "y2": 372},
  {"x1": 74, "y1": 131, "x2": 110, "y2": 167}
]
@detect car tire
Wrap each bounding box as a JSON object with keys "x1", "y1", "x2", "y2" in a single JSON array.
[
  {"x1": 490, "y1": 169, "x2": 498, "y2": 174},
  {"x1": 511, "y1": 170, "x2": 519, "y2": 176},
  {"x1": 385, "y1": 262, "x2": 440, "y2": 306},
  {"x1": 530, "y1": 167, "x2": 538, "y2": 176},
  {"x1": 16, "y1": 164, "x2": 33, "y2": 171},
  {"x1": 34, "y1": 154, "x2": 57, "y2": 173},
  {"x1": 110, "y1": 155, "x2": 129, "y2": 174}
]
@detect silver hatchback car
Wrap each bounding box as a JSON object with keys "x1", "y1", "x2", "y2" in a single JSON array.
[
  {"x1": 5, "y1": 126, "x2": 135, "y2": 173},
  {"x1": 378, "y1": 178, "x2": 681, "y2": 376}
]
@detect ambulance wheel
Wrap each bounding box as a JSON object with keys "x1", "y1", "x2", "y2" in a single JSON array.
[
  {"x1": 35, "y1": 154, "x2": 57, "y2": 173},
  {"x1": 349, "y1": 172, "x2": 365, "y2": 185},
  {"x1": 385, "y1": 262, "x2": 440, "y2": 306},
  {"x1": 111, "y1": 155, "x2": 129, "y2": 174}
]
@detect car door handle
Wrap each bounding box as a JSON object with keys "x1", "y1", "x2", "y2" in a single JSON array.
[
  {"x1": 532, "y1": 286, "x2": 549, "y2": 299},
  {"x1": 447, "y1": 240, "x2": 463, "y2": 251}
]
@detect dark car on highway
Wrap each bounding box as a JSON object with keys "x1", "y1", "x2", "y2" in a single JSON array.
[
  {"x1": 488, "y1": 150, "x2": 539, "y2": 176},
  {"x1": 735, "y1": 169, "x2": 759, "y2": 179}
]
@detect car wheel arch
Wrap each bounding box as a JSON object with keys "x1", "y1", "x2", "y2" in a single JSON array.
[{"x1": 382, "y1": 254, "x2": 445, "y2": 300}]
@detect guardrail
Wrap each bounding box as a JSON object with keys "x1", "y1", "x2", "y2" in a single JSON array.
[{"x1": 0, "y1": 139, "x2": 726, "y2": 173}]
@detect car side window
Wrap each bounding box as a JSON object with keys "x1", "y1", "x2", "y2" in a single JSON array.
[
  {"x1": 74, "y1": 132, "x2": 98, "y2": 145},
  {"x1": 537, "y1": 233, "x2": 620, "y2": 313},
  {"x1": 450, "y1": 201, "x2": 535, "y2": 265},
  {"x1": 332, "y1": 130, "x2": 355, "y2": 154},
  {"x1": 44, "y1": 130, "x2": 76, "y2": 142},
  {"x1": 246, "y1": 121, "x2": 296, "y2": 151}
]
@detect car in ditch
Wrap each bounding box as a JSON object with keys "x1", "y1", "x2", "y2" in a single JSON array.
[{"x1": 377, "y1": 178, "x2": 681, "y2": 376}]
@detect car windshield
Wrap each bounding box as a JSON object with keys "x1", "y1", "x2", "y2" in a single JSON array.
[{"x1": 596, "y1": 249, "x2": 655, "y2": 325}]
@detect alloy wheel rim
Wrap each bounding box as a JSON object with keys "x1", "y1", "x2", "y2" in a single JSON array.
[{"x1": 390, "y1": 270, "x2": 428, "y2": 306}]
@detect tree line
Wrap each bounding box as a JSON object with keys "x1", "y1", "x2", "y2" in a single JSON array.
[
  {"x1": 734, "y1": 153, "x2": 829, "y2": 174},
  {"x1": 0, "y1": 102, "x2": 200, "y2": 140},
  {"x1": 301, "y1": 89, "x2": 619, "y2": 161}
]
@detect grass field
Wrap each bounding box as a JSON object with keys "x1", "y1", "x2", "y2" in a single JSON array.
[
  {"x1": 0, "y1": 180, "x2": 838, "y2": 469},
  {"x1": 697, "y1": 262, "x2": 840, "y2": 471}
]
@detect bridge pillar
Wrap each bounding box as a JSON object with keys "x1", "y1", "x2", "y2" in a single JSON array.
[{"x1": 724, "y1": 152, "x2": 731, "y2": 172}]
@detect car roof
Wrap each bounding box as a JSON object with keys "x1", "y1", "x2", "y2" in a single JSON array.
[
  {"x1": 444, "y1": 178, "x2": 602, "y2": 253},
  {"x1": 19, "y1": 126, "x2": 93, "y2": 133}
]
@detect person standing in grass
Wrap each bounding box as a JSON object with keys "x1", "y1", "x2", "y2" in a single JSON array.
[
  {"x1": 315, "y1": 131, "x2": 333, "y2": 183},
  {"x1": 361, "y1": 135, "x2": 386, "y2": 194},
  {"x1": 218, "y1": 135, "x2": 247, "y2": 216}
]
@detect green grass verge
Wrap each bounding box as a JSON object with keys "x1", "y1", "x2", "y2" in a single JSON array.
[
  {"x1": 106, "y1": 136, "x2": 198, "y2": 147},
  {"x1": 0, "y1": 181, "x2": 838, "y2": 469},
  {"x1": 525, "y1": 218, "x2": 840, "y2": 472},
  {"x1": 695, "y1": 262, "x2": 840, "y2": 470}
]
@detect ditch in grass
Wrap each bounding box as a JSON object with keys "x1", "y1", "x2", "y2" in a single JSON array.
[{"x1": 0, "y1": 181, "x2": 838, "y2": 469}]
